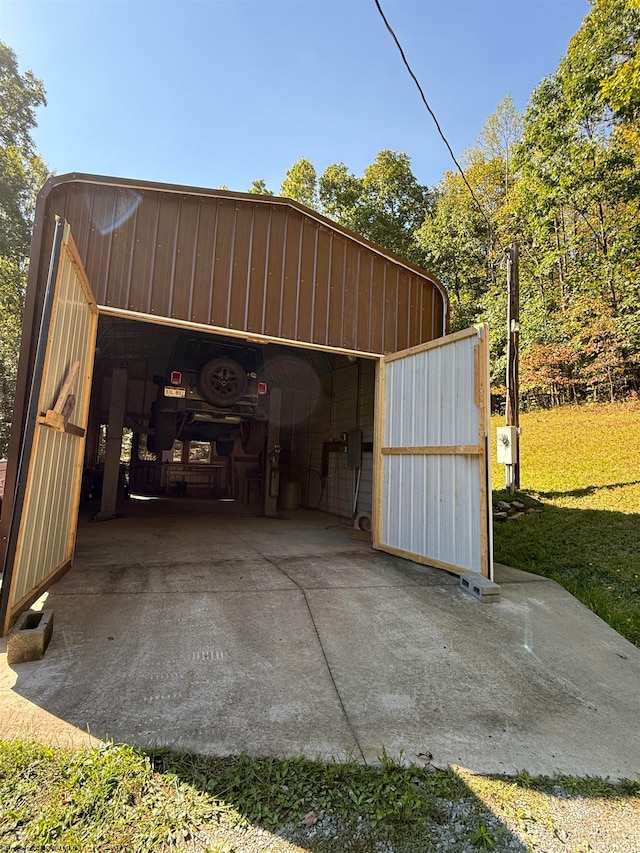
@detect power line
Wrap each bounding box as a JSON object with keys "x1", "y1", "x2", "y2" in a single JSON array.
[{"x1": 373, "y1": 0, "x2": 493, "y2": 233}]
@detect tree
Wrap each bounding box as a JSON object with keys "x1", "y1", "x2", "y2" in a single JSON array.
[
  {"x1": 247, "y1": 178, "x2": 274, "y2": 195},
  {"x1": 317, "y1": 150, "x2": 430, "y2": 261},
  {"x1": 0, "y1": 42, "x2": 48, "y2": 455},
  {"x1": 476, "y1": 94, "x2": 523, "y2": 191},
  {"x1": 0, "y1": 257, "x2": 25, "y2": 454},
  {"x1": 280, "y1": 158, "x2": 318, "y2": 210},
  {"x1": 416, "y1": 98, "x2": 522, "y2": 334},
  {"x1": 415, "y1": 167, "x2": 490, "y2": 330},
  {"x1": 356, "y1": 150, "x2": 431, "y2": 261},
  {"x1": 512, "y1": 0, "x2": 640, "y2": 399},
  {"x1": 0, "y1": 42, "x2": 47, "y2": 261},
  {"x1": 566, "y1": 0, "x2": 640, "y2": 122},
  {"x1": 318, "y1": 162, "x2": 362, "y2": 226}
]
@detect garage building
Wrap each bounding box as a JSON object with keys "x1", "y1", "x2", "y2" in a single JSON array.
[{"x1": 0, "y1": 173, "x2": 492, "y2": 634}]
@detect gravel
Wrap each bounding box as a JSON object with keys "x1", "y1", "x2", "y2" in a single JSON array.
[{"x1": 182, "y1": 783, "x2": 640, "y2": 852}]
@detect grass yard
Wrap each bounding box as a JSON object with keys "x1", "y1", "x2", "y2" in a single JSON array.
[
  {"x1": 0, "y1": 740, "x2": 637, "y2": 852},
  {"x1": 490, "y1": 401, "x2": 640, "y2": 648}
]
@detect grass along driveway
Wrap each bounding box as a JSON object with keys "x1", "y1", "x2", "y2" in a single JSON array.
[
  {"x1": 1, "y1": 741, "x2": 638, "y2": 852},
  {"x1": 491, "y1": 402, "x2": 640, "y2": 647}
]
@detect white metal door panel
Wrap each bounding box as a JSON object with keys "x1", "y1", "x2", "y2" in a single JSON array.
[
  {"x1": 1, "y1": 220, "x2": 98, "y2": 631},
  {"x1": 373, "y1": 325, "x2": 492, "y2": 577}
]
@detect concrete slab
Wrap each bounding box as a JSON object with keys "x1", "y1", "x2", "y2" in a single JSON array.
[{"x1": 1, "y1": 503, "x2": 639, "y2": 779}]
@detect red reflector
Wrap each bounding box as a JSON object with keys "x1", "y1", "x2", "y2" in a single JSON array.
[
  {"x1": 170, "y1": 371, "x2": 182, "y2": 385},
  {"x1": 257, "y1": 382, "x2": 268, "y2": 395}
]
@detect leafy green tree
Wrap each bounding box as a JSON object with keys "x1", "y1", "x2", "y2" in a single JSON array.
[
  {"x1": 318, "y1": 162, "x2": 363, "y2": 226},
  {"x1": 356, "y1": 150, "x2": 431, "y2": 261},
  {"x1": 513, "y1": 0, "x2": 640, "y2": 400},
  {"x1": 317, "y1": 150, "x2": 430, "y2": 262},
  {"x1": 567, "y1": 0, "x2": 640, "y2": 122},
  {"x1": 247, "y1": 178, "x2": 274, "y2": 195},
  {"x1": 416, "y1": 98, "x2": 522, "y2": 336},
  {"x1": 476, "y1": 94, "x2": 522, "y2": 191},
  {"x1": 280, "y1": 158, "x2": 318, "y2": 210},
  {"x1": 0, "y1": 258, "x2": 26, "y2": 454},
  {"x1": 415, "y1": 166, "x2": 490, "y2": 331},
  {"x1": 0, "y1": 42, "x2": 47, "y2": 261},
  {"x1": 0, "y1": 42, "x2": 48, "y2": 455}
]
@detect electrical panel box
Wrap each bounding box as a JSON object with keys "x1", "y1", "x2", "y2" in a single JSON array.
[{"x1": 496, "y1": 426, "x2": 518, "y2": 465}]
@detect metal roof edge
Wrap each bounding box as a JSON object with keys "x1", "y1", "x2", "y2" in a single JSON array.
[{"x1": 40, "y1": 172, "x2": 450, "y2": 326}]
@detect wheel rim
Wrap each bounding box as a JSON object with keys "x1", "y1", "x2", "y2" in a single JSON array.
[{"x1": 199, "y1": 357, "x2": 248, "y2": 405}]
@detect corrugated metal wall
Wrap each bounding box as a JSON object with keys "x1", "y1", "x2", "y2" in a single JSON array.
[
  {"x1": 7, "y1": 228, "x2": 98, "y2": 616},
  {"x1": 294, "y1": 357, "x2": 375, "y2": 521},
  {"x1": 326, "y1": 363, "x2": 359, "y2": 517},
  {"x1": 37, "y1": 175, "x2": 446, "y2": 355},
  {"x1": 376, "y1": 327, "x2": 489, "y2": 576},
  {"x1": 302, "y1": 369, "x2": 333, "y2": 511}
]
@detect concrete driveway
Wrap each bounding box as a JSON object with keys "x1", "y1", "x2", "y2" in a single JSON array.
[{"x1": 1, "y1": 500, "x2": 639, "y2": 778}]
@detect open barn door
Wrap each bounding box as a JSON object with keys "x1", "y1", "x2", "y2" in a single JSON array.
[
  {"x1": 373, "y1": 325, "x2": 493, "y2": 578},
  {"x1": 0, "y1": 220, "x2": 98, "y2": 634}
]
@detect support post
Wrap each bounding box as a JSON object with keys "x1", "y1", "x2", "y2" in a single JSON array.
[
  {"x1": 505, "y1": 242, "x2": 520, "y2": 493},
  {"x1": 95, "y1": 367, "x2": 128, "y2": 521},
  {"x1": 262, "y1": 388, "x2": 281, "y2": 518}
]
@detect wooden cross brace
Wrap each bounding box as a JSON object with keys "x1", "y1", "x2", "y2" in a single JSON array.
[{"x1": 40, "y1": 361, "x2": 85, "y2": 436}]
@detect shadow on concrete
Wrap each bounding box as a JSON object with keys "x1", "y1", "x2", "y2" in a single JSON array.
[{"x1": 1, "y1": 502, "x2": 639, "y2": 785}]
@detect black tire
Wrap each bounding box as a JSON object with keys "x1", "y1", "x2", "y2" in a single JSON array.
[
  {"x1": 216, "y1": 438, "x2": 235, "y2": 457},
  {"x1": 240, "y1": 419, "x2": 266, "y2": 454},
  {"x1": 149, "y1": 402, "x2": 177, "y2": 453},
  {"x1": 199, "y1": 357, "x2": 247, "y2": 407}
]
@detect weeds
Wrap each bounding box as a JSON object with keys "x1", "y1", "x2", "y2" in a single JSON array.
[
  {"x1": 467, "y1": 822, "x2": 506, "y2": 849},
  {"x1": 149, "y1": 746, "x2": 464, "y2": 831}
]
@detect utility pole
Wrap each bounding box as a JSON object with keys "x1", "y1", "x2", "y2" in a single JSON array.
[{"x1": 505, "y1": 242, "x2": 520, "y2": 493}]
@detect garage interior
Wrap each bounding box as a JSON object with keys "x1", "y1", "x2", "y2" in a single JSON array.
[{"x1": 89, "y1": 314, "x2": 377, "y2": 525}]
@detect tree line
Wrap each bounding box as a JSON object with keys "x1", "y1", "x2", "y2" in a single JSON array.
[
  {"x1": 1, "y1": 0, "x2": 638, "y2": 457},
  {"x1": 249, "y1": 0, "x2": 640, "y2": 407}
]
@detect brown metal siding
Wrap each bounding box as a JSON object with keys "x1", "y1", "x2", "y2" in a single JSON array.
[{"x1": 34, "y1": 176, "x2": 446, "y2": 355}]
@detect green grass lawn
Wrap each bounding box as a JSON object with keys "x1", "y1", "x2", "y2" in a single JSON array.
[{"x1": 491, "y1": 401, "x2": 640, "y2": 648}]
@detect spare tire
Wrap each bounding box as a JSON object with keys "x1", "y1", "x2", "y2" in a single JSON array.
[{"x1": 199, "y1": 357, "x2": 248, "y2": 406}]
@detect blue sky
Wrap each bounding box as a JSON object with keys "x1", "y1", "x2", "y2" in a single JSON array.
[{"x1": 3, "y1": 0, "x2": 590, "y2": 194}]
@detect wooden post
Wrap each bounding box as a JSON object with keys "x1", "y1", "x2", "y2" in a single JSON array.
[
  {"x1": 95, "y1": 367, "x2": 128, "y2": 521},
  {"x1": 505, "y1": 242, "x2": 520, "y2": 492}
]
